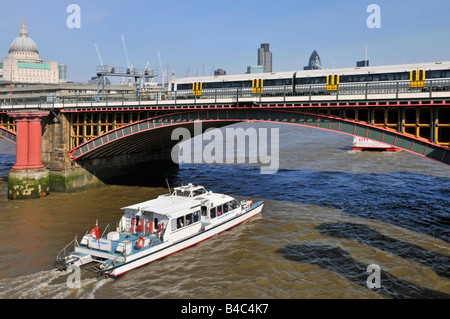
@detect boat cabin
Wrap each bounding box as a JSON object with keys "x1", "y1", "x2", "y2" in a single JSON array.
[{"x1": 118, "y1": 184, "x2": 242, "y2": 243}]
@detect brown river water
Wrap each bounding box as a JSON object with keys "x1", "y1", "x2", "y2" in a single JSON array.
[{"x1": 0, "y1": 123, "x2": 449, "y2": 299}]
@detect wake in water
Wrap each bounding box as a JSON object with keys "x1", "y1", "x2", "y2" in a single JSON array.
[{"x1": 0, "y1": 269, "x2": 112, "y2": 299}]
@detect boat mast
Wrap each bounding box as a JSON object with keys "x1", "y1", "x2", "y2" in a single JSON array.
[{"x1": 166, "y1": 179, "x2": 172, "y2": 196}]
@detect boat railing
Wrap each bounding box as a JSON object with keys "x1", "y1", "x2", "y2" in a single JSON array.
[
  {"x1": 100, "y1": 223, "x2": 111, "y2": 238},
  {"x1": 55, "y1": 235, "x2": 80, "y2": 266}
]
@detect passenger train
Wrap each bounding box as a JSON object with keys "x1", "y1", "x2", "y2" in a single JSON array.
[{"x1": 168, "y1": 61, "x2": 450, "y2": 98}]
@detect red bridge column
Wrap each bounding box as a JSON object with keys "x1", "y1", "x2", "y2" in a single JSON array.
[
  {"x1": 7, "y1": 111, "x2": 50, "y2": 200},
  {"x1": 27, "y1": 114, "x2": 46, "y2": 169},
  {"x1": 12, "y1": 115, "x2": 29, "y2": 170}
]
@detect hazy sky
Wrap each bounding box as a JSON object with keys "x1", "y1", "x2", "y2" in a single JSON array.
[{"x1": 1, "y1": 0, "x2": 450, "y2": 83}]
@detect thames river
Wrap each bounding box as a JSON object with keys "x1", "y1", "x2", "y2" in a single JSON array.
[{"x1": 0, "y1": 123, "x2": 448, "y2": 299}]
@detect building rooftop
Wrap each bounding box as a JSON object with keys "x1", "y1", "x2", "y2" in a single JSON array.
[{"x1": 9, "y1": 16, "x2": 39, "y2": 55}]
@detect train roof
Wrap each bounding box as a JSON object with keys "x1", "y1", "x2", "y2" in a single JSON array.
[{"x1": 171, "y1": 61, "x2": 450, "y2": 83}]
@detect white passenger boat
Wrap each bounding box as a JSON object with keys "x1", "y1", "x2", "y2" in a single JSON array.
[{"x1": 55, "y1": 183, "x2": 263, "y2": 278}]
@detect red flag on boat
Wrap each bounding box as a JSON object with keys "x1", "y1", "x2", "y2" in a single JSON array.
[{"x1": 90, "y1": 220, "x2": 100, "y2": 239}]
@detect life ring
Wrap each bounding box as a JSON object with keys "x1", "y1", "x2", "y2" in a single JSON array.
[{"x1": 137, "y1": 237, "x2": 145, "y2": 249}]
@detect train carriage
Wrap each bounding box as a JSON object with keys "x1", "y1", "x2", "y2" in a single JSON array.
[{"x1": 169, "y1": 61, "x2": 450, "y2": 99}]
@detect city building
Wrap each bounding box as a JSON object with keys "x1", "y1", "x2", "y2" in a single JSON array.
[
  {"x1": 257, "y1": 43, "x2": 272, "y2": 72},
  {"x1": 58, "y1": 65, "x2": 68, "y2": 82},
  {"x1": 356, "y1": 60, "x2": 370, "y2": 67},
  {"x1": 246, "y1": 65, "x2": 266, "y2": 74},
  {"x1": 0, "y1": 16, "x2": 134, "y2": 103},
  {"x1": 0, "y1": 16, "x2": 61, "y2": 84},
  {"x1": 304, "y1": 50, "x2": 322, "y2": 70},
  {"x1": 214, "y1": 69, "x2": 226, "y2": 76}
]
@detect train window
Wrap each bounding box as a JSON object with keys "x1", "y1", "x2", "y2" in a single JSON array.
[
  {"x1": 397, "y1": 73, "x2": 409, "y2": 81},
  {"x1": 242, "y1": 81, "x2": 252, "y2": 88},
  {"x1": 177, "y1": 84, "x2": 191, "y2": 90},
  {"x1": 429, "y1": 71, "x2": 440, "y2": 79},
  {"x1": 297, "y1": 77, "x2": 325, "y2": 85}
]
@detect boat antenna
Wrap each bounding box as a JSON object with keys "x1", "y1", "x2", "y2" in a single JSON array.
[{"x1": 166, "y1": 179, "x2": 172, "y2": 196}]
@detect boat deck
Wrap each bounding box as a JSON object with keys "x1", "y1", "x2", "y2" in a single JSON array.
[{"x1": 80, "y1": 232, "x2": 164, "y2": 258}]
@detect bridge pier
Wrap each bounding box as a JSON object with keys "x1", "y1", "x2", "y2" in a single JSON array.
[
  {"x1": 40, "y1": 113, "x2": 178, "y2": 193},
  {"x1": 7, "y1": 111, "x2": 50, "y2": 199},
  {"x1": 41, "y1": 112, "x2": 104, "y2": 193}
]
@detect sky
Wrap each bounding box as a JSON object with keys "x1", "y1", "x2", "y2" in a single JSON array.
[{"x1": 1, "y1": 0, "x2": 450, "y2": 83}]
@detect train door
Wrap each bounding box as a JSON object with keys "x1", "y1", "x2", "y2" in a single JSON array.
[
  {"x1": 193, "y1": 82, "x2": 203, "y2": 96},
  {"x1": 326, "y1": 75, "x2": 339, "y2": 91},
  {"x1": 410, "y1": 70, "x2": 425, "y2": 88},
  {"x1": 252, "y1": 79, "x2": 264, "y2": 94}
]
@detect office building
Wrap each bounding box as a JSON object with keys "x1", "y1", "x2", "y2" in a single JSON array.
[
  {"x1": 304, "y1": 50, "x2": 322, "y2": 70},
  {"x1": 257, "y1": 43, "x2": 272, "y2": 73}
]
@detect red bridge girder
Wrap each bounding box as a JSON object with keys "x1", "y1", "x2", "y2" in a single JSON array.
[{"x1": 68, "y1": 109, "x2": 450, "y2": 166}]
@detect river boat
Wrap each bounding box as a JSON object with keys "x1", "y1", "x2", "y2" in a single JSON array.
[
  {"x1": 55, "y1": 183, "x2": 263, "y2": 278},
  {"x1": 351, "y1": 137, "x2": 400, "y2": 152}
]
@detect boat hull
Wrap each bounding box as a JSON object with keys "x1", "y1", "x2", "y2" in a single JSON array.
[{"x1": 105, "y1": 202, "x2": 264, "y2": 278}]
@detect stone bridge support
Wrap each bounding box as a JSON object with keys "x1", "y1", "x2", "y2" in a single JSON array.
[
  {"x1": 40, "y1": 112, "x2": 104, "y2": 194},
  {"x1": 40, "y1": 112, "x2": 177, "y2": 194}
]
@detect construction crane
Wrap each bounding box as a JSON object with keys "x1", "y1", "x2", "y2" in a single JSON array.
[
  {"x1": 121, "y1": 34, "x2": 133, "y2": 85},
  {"x1": 94, "y1": 43, "x2": 104, "y2": 66},
  {"x1": 157, "y1": 50, "x2": 166, "y2": 88},
  {"x1": 94, "y1": 43, "x2": 107, "y2": 96},
  {"x1": 121, "y1": 34, "x2": 131, "y2": 69}
]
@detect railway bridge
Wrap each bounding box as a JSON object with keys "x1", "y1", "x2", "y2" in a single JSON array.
[{"x1": 1, "y1": 81, "x2": 449, "y2": 199}]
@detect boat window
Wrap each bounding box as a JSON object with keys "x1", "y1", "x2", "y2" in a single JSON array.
[
  {"x1": 230, "y1": 200, "x2": 239, "y2": 210},
  {"x1": 192, "y1": 188, "x2": 207, "y2": 197},
  {"x1": 176, "y1": 216, "x2": 185, "y2": 229},
  {"x1": 217, "y1": 205, "x2": 223, "y2": 216},
  {"x1": 201, "y1": 206, "x2": 207, "y2": 216},
  {"x1": 186, "y1": 213, "x2": 193, "y2": 226},
  {"x1": 175, "y1": 190, "x2": 189, "y2": 197},
  {"x1": 193, "y1": 211, "x2": 200, "y2": 223},
  {"x1": 210, "y1": 207, "x2": 216, "y2": 218},
  {"x1": 223, "y1": 203, "x2": 229, "y2": 214}
]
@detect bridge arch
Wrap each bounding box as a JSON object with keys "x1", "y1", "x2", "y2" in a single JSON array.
[
  {"x1": 69, "y1": 109, "x2": 450, "y2": 166},
  {"x1": 0, "y1": 126, "x2": 16, "y2": 144}
]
